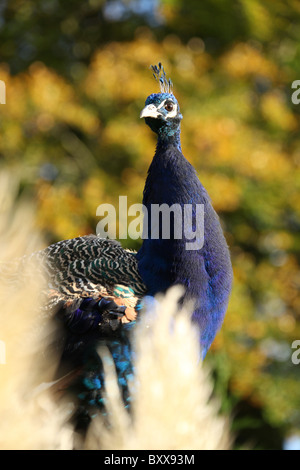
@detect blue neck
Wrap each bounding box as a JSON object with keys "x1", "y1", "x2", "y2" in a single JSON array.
[
  {"x1": 157, "y1": 127, "x2": 182, "y2": 151},
  {"x1": 137, "y1": 132, "x2": 207, "y2": 293}
]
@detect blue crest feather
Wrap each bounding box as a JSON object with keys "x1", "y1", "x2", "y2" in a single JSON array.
[{"x1": 151, "y1": 62, "x2": 173, "y2": 94}]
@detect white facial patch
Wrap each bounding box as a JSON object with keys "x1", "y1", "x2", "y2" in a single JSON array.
[{"x1": 157, "y1": 99, "x2": 178, "y2": 118}]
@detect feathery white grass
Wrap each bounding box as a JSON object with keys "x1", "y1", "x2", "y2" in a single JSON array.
[
  {"x1": 0, "y1": 172, "x2": 74, "y2": 449},
  {"x1": 86, "y1": 287, "x2": 231, "y2": 450}
]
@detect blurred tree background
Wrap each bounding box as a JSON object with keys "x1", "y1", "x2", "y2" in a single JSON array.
[{"x1": 1, "y1": 0, "x2": 300, "y2": 450}]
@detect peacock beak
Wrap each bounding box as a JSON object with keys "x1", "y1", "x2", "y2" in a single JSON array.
[{"x1": 140, "y1": 104, "x2": 160, "y2": 119}]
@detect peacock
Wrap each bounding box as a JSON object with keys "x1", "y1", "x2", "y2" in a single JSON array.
[{"x1": 19, "y1": 64, "x2": 233, "y2": 433}]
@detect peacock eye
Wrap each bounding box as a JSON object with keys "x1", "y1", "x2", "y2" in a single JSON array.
[{"x1": 165, "y1": 102, "x2": 174, "y2": 112}]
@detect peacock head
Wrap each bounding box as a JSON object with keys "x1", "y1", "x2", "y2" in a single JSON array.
[{"x1": 140, "y1": 63, "x2": 182, "y2": 139}]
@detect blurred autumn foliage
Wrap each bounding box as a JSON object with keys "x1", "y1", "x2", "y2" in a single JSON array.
[{"x1": 1, "y1": 0, "x2": 300, "y2": 449}]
